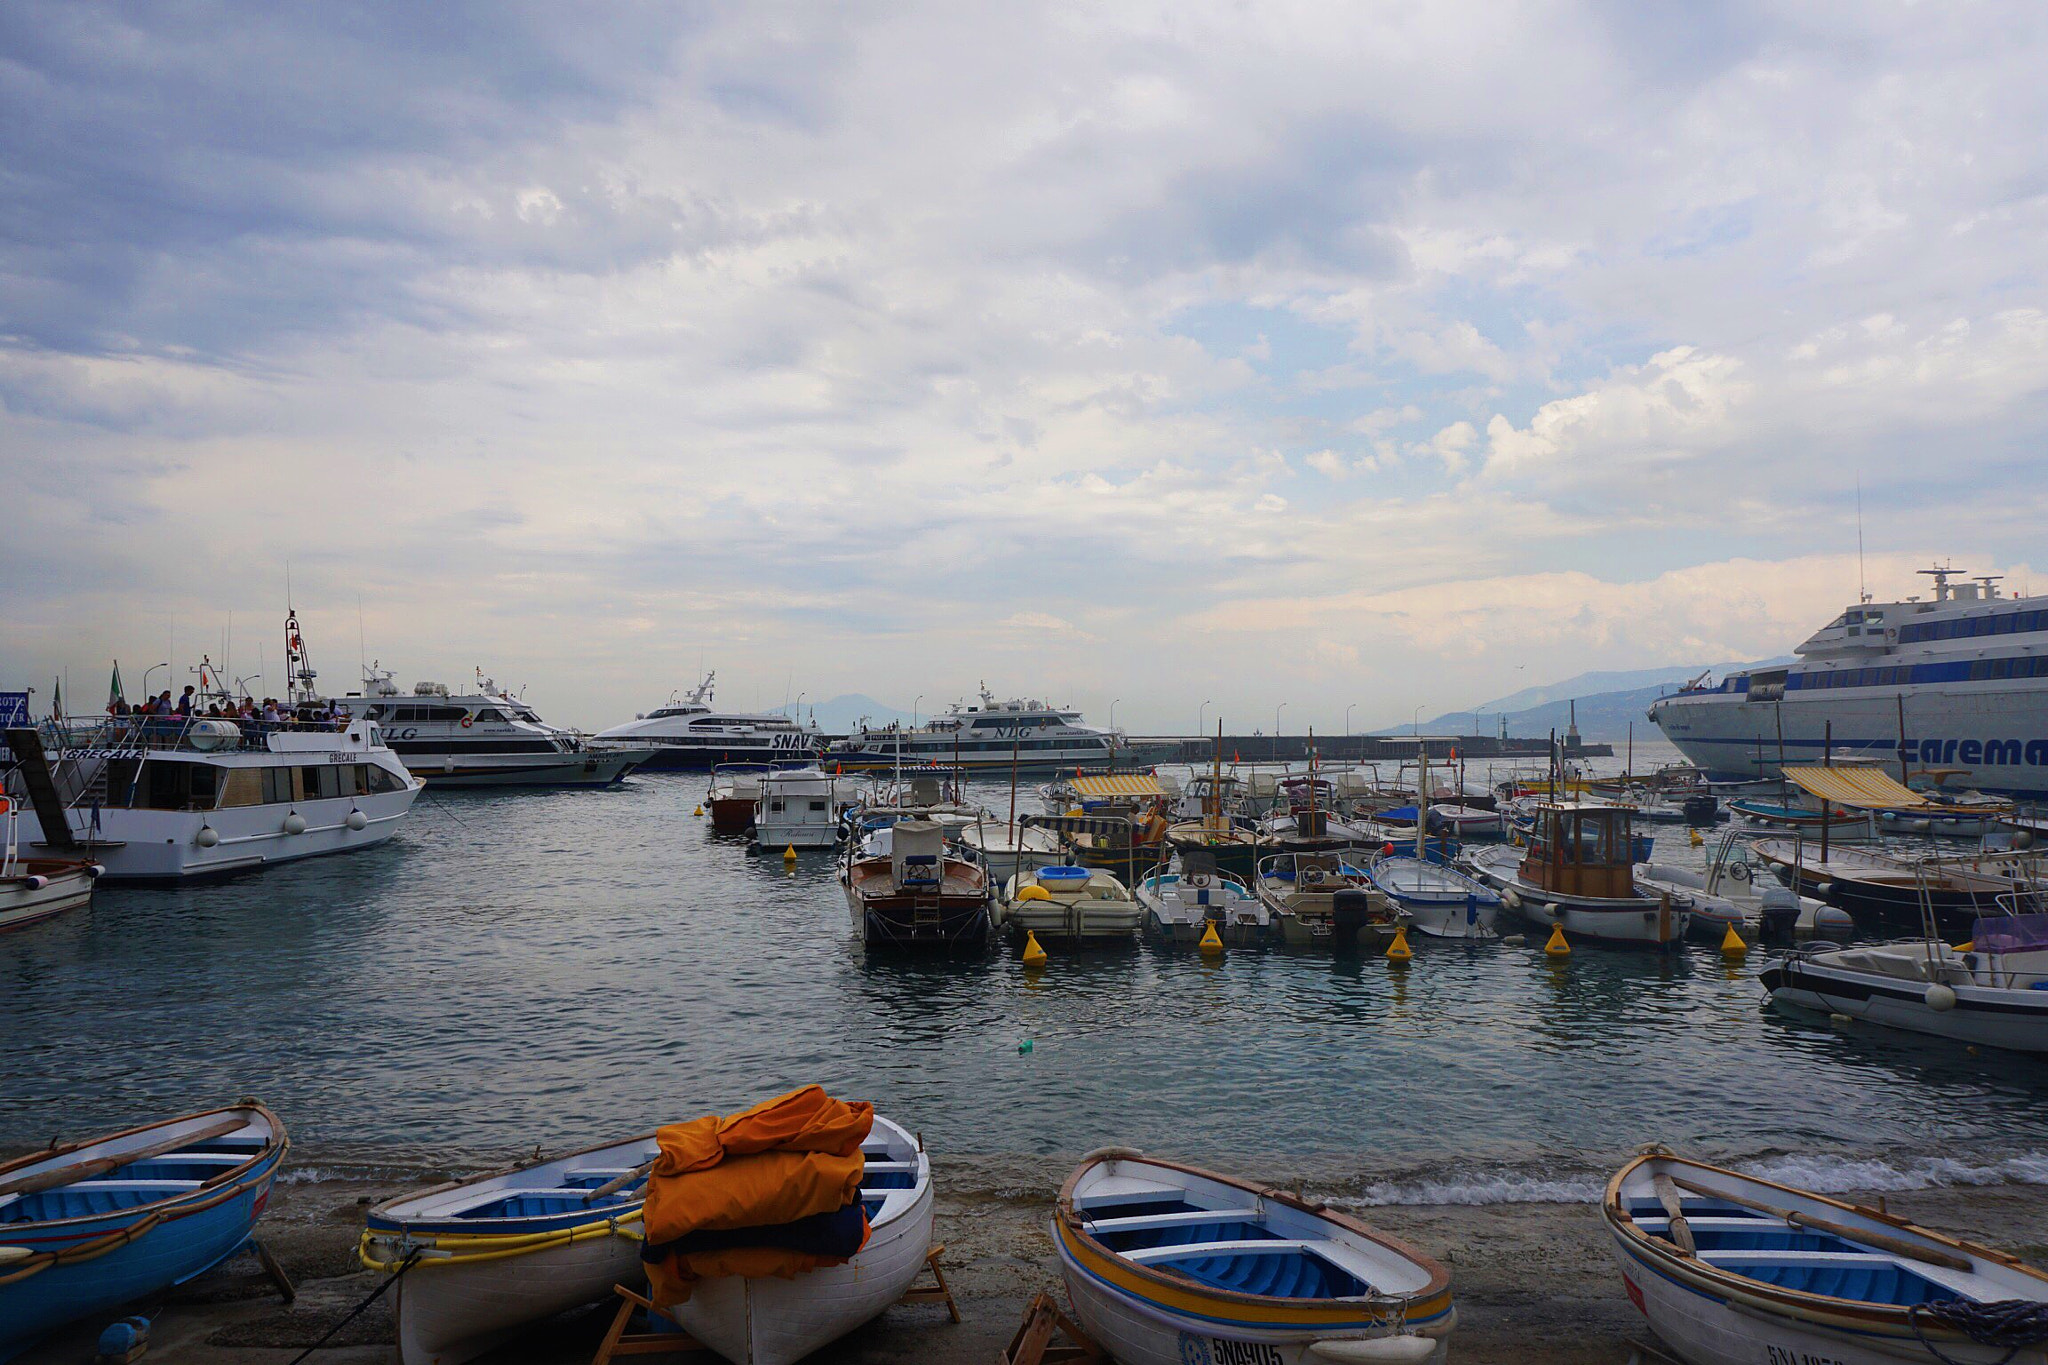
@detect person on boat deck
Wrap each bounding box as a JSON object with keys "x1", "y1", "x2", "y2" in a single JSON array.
[
  {"x1": 261, "y1": 699, "x2": 284, "y2": 724},
  {"x1": 175, "y1": 686, "x2": 195, "y2": 716}
]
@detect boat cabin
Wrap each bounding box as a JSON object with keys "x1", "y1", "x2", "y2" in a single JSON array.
[{"x1": 1520, "y1": 801, "x2": 1641, "y2": 900}]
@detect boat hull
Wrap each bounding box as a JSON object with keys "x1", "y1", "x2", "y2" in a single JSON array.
[
  {"x1": 671, "y1": 1177, "x2": 935, "y2": 1365},
  {"x1": 1761, "y1": 956, "x2": 2048, "y2": 1052},
  {"x1": 1466, "y1": 852, "x2": 1687, "y2": 946},
  {"x1": 389, "y1": 1233, "x2": 646, "y2": 1365},
  {"x1": 0, "y1": 861, "x2": 98, "y2": 932},
  {"x1": 18, "y1": 788, "x2": 416, "y2": 881},
  {"x1": 396, "y1": 749, "x2": 646, "y2": 787}
]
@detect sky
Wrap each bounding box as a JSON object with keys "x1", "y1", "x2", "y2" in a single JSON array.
[{"x1": 4, "y1": 1, "x2": 2045, "y2": 734}]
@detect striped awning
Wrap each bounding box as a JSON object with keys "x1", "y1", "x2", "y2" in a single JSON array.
[
  {"x1": 1069, "y1": 774, "x2": 1165, "y2": 799},
  {"x1": 1779, "y1": 765, "x2": 1929, "y2": 810}
]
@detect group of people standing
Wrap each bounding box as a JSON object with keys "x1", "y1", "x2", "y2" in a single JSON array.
[{"x1": 105, "y1": 686, "x2": 345, "y2": 728}]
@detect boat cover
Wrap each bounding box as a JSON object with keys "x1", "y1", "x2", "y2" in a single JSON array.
[
  {"x1": 1070, "y1": 774, "x2": 1166, "y2": 799},
  {"x1": 1779, "y1": 765, "x2": 1931, "y2": 810},
  {"x1": 642, "y1": 1086, "x2": 872, "y2": 1302}
]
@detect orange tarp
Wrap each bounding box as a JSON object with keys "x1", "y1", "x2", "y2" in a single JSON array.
[{"x1": 643, "y1": 1086, "x2": 872, "y2": 1304}]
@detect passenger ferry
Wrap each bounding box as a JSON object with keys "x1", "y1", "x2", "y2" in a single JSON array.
[
  {"x1": 333, "y1": 669, "x2": 649, "y2": 787},
  {"x1": 1649, "y1": 566, "x2": 2048, "y2": 799},
  {"x1": 3, "y1": 709, "x2": 421, "y2": 880},
  {"x1": 590, "y1": 672, "x2": 823, "y2": 770},
  {"x1": 824, "y1": 687, "x2": 1120, "y2": 773}
]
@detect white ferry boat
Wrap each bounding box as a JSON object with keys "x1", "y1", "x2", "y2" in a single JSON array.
[
  {"x1": 824, "y1": 687, "x2": 1120, "y2": 773},
  {"x1": 2, "y1": 710, "x2": 421, "y2": 881},
  {"x1": 590, "y1": 672, "x2": 823, "y2": 770},
  {"x1": 1649, "y1": 566, "x2": 2048, "y2": 799},
  {"x1": 333, "y1": 669, "x2": 649, "y2": 788}
]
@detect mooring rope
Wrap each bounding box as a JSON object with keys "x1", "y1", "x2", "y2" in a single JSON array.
[
  {"x1": 283, "y1": 1246, "x2": 422, "y2": 1365},
  {"x1": 1907, "y1": 1299, "x2": 2048, "y2": 1365}
]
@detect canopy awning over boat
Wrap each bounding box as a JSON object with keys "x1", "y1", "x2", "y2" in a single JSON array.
[
  {"x1": 1069, "y1": 774, "x2": 1165, "y2": 799},
  {"x1": 1780, "y1": 765, "x2": 1930, "y2": 810}
]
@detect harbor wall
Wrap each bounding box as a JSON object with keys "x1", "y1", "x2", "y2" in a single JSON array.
[{"x1": 1122, "y1": 735, "x2": 1614, "y2": 764}]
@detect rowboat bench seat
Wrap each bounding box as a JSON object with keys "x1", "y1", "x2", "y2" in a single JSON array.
[
  {"x1": 1, "y1": 1178, "x2": 207, "y2": 1222},
  {"x1": 1083, "y1": 1206, "x2": 1264, "y2": 1234},
  {"x1": 1692, "y1": 1249, "x2": 1968, "y2": 1305},
  {"x1": 1124, "y1": 1237, "x2": 1383, "y2": 1297},
  {"x1": 437, "y1": 1186, "x2": 639, "y2": 1219},
  {"x1": 1073, "y1": 1176, "x2": 1192, "y2": 1211}
]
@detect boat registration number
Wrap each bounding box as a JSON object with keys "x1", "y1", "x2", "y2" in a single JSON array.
[
  {"x1": 1765, "y1": 1348, "x2": 1847, "y2": 1365},
  {"x1": 1177, "y1": 1333, "x2": 1284, "y2": 1365}
]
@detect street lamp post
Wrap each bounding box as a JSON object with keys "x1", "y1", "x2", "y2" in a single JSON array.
[
  {"x1": 1198, "y1": 699, "x2": 1211, "y2": 736},
  {"x1": 143, "y1": 662, "x2": 170, "y2": 700},
  {"x1": 1345, "y1": 703, "x2": 1356, "y2": 736},
  {"x1": 1275, "y1": 702, "x2": 1287, "y2": 743},
  {"x1": 1412, "y1": 704, "x2": 1424, "y2": 736},
  {"x1": 1110, "y1": 698, "x2": 1121, "y2": 732},
  {"x1": 913, "y1": 695, "x2": 923, "y2": 729}
]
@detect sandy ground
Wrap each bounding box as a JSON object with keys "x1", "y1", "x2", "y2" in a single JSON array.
[{"x1": 16, "y1": 1157, "x2": 2048, "y2": 1365}]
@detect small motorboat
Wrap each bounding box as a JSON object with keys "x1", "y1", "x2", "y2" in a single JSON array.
[
  {"x1": 1749, "y1": 840, "x2": 2047, "y2": 941},
  {"x1": 1371, "y1": 804, "x2": 1505, "y2": 839},
  {"x1": 0, "y1": 795, "x2": 102, "y2": 932},
  {"x1": 1136, "y1": 856, "x2": 1269, "y2": 946},
  {"x1": 1255, "y1": 849, "x2": 1406, "y2": 949},
  {"x1": 994, "y1": 865, "x2": 1144, "y2": 942},
  {"x1": 0, "y1": 1103, "x2": 287, "y2": 1362},
  {"x1": 957, "y1": 816, "x2": 1066, "y2": 884},
  {"x1": 662, "y1": 1114, "x2": 934, "y2": 1365},
  {"x1": 1759, "y1": 904, "x2": 2048, "y2": 1052},
  {"x1": 705, "y1": 762, "x2": 775, "y2": 834},
  {"x1": 1365, "y1": 855, "x2": 1501, "y2": 939},
  {"x1": 1607, "y1": 1151, "x2": 2048, "y2": 1365},
  {"x1": 1465, "y1": 801, "x2": 1689, "y2": 947},
  {"x1": 1633, "y1": 832, "x2": 1851, "y2": 943},
  {"x1": 362, "y1": 1133, "x2": 660, "y2": 1365},
  {"x1": 842, "y1": 818, "x2": 990, "y2": 951},
  {"x1": 1053, "y1": 1148, "x2": 1455, "y2": 1365}
]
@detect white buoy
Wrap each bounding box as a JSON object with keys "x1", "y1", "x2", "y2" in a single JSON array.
[
  {"x1": 282, "y1": 812, "x2": 307, "y2": 835},
  {"x1": 195, "y1": 825, "x2": 220, "y2": 848},
  {"x1": 345, "y1": 809, "x2": 368, "y2": 831}
]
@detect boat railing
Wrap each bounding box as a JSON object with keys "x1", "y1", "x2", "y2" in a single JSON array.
[{"x1": 44, "y1": 714, "x2": 349, "y2": 756}]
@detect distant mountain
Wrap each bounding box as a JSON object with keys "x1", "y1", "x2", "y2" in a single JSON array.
[
  {"x1": 1376, "y1": 657, "x2": 1794, "y2": 742},
  {"x1": 804, "y1": 694, "x2": 912, "y2": 735}
]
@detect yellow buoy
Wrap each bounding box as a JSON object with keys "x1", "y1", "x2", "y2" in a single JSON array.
[
  {"x1": 1688, "y1": 828, "x2": 1703, "y2": 847},
  {"x1": 1017, "y1": 885, "x2": 1053, "y2": 902},
  {"x1": 1022, "y1": 930, "x2": 1048, "y2": 967},
  {"x1": 1544, "y1": 923, "x2": 1571, "y2": 957},
  {"x1": 1385, "y1": 925, "x2": 1413, "y2": 962},
  {"x1": 694, "y1": 805, "x2": 704, "y2": 817},
  {"x1": 1198, "y1": 921, "x2": 1224, "y2": 955},
  {"x1": 1720, "y1": 923, "x2": 1748, "y2": 958},
  {"x1": 782, "y1": 844, "x2": 797, "y2": 863}
]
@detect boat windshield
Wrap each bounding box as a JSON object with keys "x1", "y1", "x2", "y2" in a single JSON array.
[{"x1": 1973, "y1": 912, "x2": 2048, "y2": 955}]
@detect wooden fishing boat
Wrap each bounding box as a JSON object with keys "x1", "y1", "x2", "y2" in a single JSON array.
[
  {"x1": 0, "y1": 1102, "x2": 287, "y2": 1362},
  {"x1": 0, "y1": 797, "x2": 102, "y2": 933},
  {"x1": 662, "y1": 1115, "x2": 934, "y2": 1365},
  {"x1": 1606, "y1": 1151, "x2": 2048, "y2": 1365},
  {"x1": 1255, "y1": 850, "x2": 1405, "y2": 948},
  {"x1": 1364, "y1": 856, "x2": 1501, "y2": 939},
  {"x1": 705, "y1": 762, "x2": 774, "y2": 835},
  {"x1": 1465, "y1": 801, "x2": 1689, "y2": 947},
  {"x1": 1053, "y1": 1149, "x2": 1455, "y2": 1365},
  {"x1": 994, "y1": 865, "x2": 1144, "y2": 942},
  {"x1": 362, "y1": 1132, "x2": 660, "y2": 1365},
  {"x1": 842, "y1": 818, "x2": 990, "y2": 951},
  {"x1": 1137, "y1": 857, "x2": 1269, "y2": 946}
]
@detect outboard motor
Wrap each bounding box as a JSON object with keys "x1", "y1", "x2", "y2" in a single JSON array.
[
  {"x1": 1757, "y1": 883, "x2": 1800, "y2": 948},
  {"x1": 1331, "y1": 889, "x2": 1374, "y2": 952}
]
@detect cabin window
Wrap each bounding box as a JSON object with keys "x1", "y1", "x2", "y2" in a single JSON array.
[
  {"x1": 302, "y1": 765, "x2": 342, "y2": 800},
  {"x1": 262, "y1": 768, "x2": 294, "y2": 804},
  {"x1": 220, "y1": 768, "x2": 264, "y2": 807},
  {"x1": 365, "y1": 765, "x2": 408, "y2": 794},
  {"x1": 1991, "y1": 658, "x2": 2015, "y2": 679},
  {"x1": 808, "y1": 799, "x2": 826, "y2": 811},
  {"x1": 474, "y1": 708, "x2": 504, "y2": 722},
  {"x1": 769, "y1": 799, "x2": 785, "y2": 812},
  {"x1": 137, "y1": 760, "x2": 220, "y2": 811}
]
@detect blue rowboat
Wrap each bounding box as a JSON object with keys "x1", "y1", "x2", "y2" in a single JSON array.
[
  {"x1": 0, "y1": 1102, "x2": 286, "y2": 1362},
  {"x1": 362, "y1": 1132, "x2": 661, "y2": 1365},
  {"x1": 1606, "y1": 1152, "x2": 2048, "y2": 1365},
  {"x1": 1053, "y1": 1149, "x2": 1454, "y2": 1364}
]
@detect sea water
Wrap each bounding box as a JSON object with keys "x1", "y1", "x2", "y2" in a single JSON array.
[{"x1": 4, "y1": 746, "x2": 2044, "y2": 1201}]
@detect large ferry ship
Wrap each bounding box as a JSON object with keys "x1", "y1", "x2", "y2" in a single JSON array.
[
  {"x1": 590, "y1": 673, "x2": 823, "y2": 770},
  {"x1": 334, "y1": 669, "x2": 649, "y2": 787},
  {"x1": 1648, "y1": 566, "x2": 2048, "y2": 799},
  {"x1": 824, "y1": 687, "x2": 1121, "y2": 773}
]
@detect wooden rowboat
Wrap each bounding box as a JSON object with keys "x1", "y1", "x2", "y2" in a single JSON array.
[
  {"x1": 362, "y1": 1133, "x2": 660, "y2": 1365},
  {"x1": 1606, "y1": 1152, "x2": 2048, "y2": 1365},
  {"x1": 0, "y1": 1102, "x2": 287, "y2": 1362},
  {"x1": 659, "y1": 1114, "x2": 934, "y2": 1365},
  {"x1": 1052, "y1": 1149, "x2": 1455, "y2": 1364}
]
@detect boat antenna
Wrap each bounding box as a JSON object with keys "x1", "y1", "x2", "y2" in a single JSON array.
[{"x1": 1855, "y1": 477, "x2": 1869, "y2": 604}]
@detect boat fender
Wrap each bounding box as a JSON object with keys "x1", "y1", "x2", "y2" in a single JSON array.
[
  {"x1": 23, "y1": 875, "x2": 46, "y2": 890},
  {"x1": 195, "y1": 825, "x2": 220, "y2": 848},
  {"x1": 1499, "y1": 886, "x2": 1521, "y2": 910},
  {"x1": 1076, "y1": 1146, "x2": 1145, "y2": 1165},
  {"x1": 282, "y1": 812, "x2": 307, "y2": 836},
  {"x1": 86, "y1": 863, "x2": 106, "y2": 878},
  {"x1": 1924, "y1": 983, "x2": 1958, "y2": 1012},
  {"x1": 96, "y1": 1317, "x2": 151, "y2": 1359},
  {"x1": 0, "y1": 1245, "x2": 35, "y2": 1265},
  {"x1": 1308, "y1": 1336, "x2": 1439, "y2": 1364},
  {"x1": 345, "y1": 809, "x2": 368, "y2": 831}
]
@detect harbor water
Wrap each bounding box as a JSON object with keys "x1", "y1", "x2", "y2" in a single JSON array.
[{"x1": 6, "y1": 748, "x2": 2047, "y2": 1204}]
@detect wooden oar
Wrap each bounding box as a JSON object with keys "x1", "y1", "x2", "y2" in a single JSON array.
[
  {"x1": 0, "y1": 1118, "x2": 248, "y2": 1199},
  {"x1": 1668, "y1": 1175, "x2": 1973, "y2": 1272},
  {"x1": 582, "y1": 1159, "x2": 656, "y2": 1204},
  {"x1": 1651, "y1": 1172, "x2": 1697, "y2": 1255}
]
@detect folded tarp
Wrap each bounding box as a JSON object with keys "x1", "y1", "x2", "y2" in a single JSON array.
[{"x1": 642, "y1": 1086, "x2": 872, "y2": 1302}]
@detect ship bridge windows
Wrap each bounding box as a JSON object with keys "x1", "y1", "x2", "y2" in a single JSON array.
[{"x1": 473, "y1": 708, "x2": 504, "y2": 723}]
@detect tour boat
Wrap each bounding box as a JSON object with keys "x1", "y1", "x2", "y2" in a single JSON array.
[
  {"x1": 1759, "y1": 906, "x2": 2048, "y2": 1052},
  {"x1": 1254, "y1": 850, "x2": 1406, "y2": 949},
  {"x1": 363, "y1": 1133, "x2": 660, "y2": 1365},
  {"x1": 0, "y1": 796, "x2": 101, "y2": 932},
  {"x1": 1053, "y1": 1148, "x2": 1455, "y2": 1365},
  {"x1": 334, "y1": 668, "x2": 650, "y2": 788},
  {"x1": 660, "y1": 1116, "x2": 934, "y2": 1365},
  {"x1": 1607, "y1": 1151, "x2": 2048, "y2": 1365},
  {"x1": 826, "y1": 687, "x2": 1120, "y2": 773},
  {"x1": 1364, "y1": 856, "x2": 1501, "y2": 939},
  {"x1": 1464, "y1": 802, "x2": 1689, "y2": 946},
  {"x1": 1136, "y1": 857, "x2": 1269, "y2": 946},
  {"x1": 0, "y1": 1103, "x2": 287, "y2": 1362},
  {"x1": 842, "y1": 819, "x2": 990, "y2": 951},
  {"x1": 993, "y1": 864, "x2": 1144, "y2": 942},
  {"x1": 592, "y1": 672, "x2": 824, "y2": 770}
]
